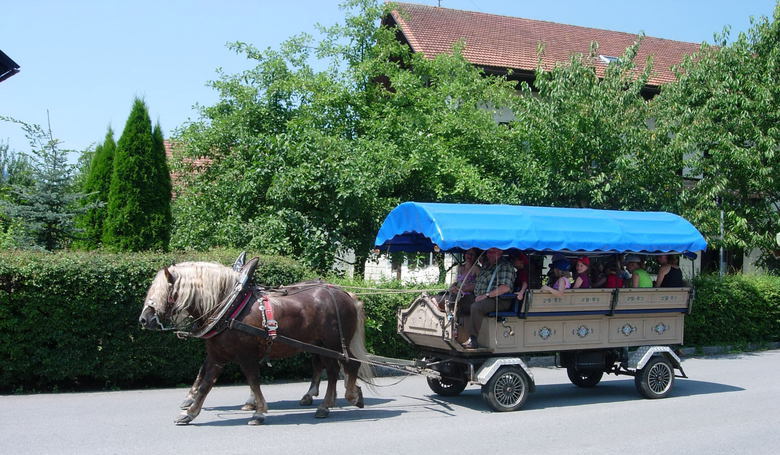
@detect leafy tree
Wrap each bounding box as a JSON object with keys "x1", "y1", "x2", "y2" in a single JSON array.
[
  {"x1": 74, "y1": 127, "x2": 116, "y2": 249},
  {"x1": 653, "y1": 4, "x2": 780, "y2": 267},
  {"x1": 103, "y1": 99, "x2": 171, "y2": 251},
  {"x1": 171, "y1": 0, "x2": 679, "y2": 272},
  {"x1": 0, "y1": 116, "x2": 90, "y2": 250}
]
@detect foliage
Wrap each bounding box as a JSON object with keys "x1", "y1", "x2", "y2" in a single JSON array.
[
  {"x1": 103, "y1": 99, "x2": 172, "y2": 251},
  {"x1": 653, "y1": 4, "x2": 780, "y2": 268},
  {"x1": 171, "y1": 0, "x2": 678, "y2": 272},
  {"x1": 75, "y1": 127, "x2": 116, "y2": 249},
  {"x1": 0, "y1": 249, "x2": 313, "y2": 392},
  {"x1": 0, "y1": 116, "x2": 90, "y2": 250},
  {"x1": 686, "y1": 274, "x2": 780, "y2": 346},
  {"x1": 0, "y1": 249, "x2": 426, "y2": 392}
]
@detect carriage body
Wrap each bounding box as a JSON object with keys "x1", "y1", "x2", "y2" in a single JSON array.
[{"x1": 376, "y1": 202, "x2": 707, "y2": 411}]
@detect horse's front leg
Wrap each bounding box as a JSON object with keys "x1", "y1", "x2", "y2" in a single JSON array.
[
  {"x1": 239, "y1": 359, "x2": 268, "y2": 425},
  {"x1": 180, "y1": 360, "x2": 207, "y2": 410},
  {"x1": 300, "y1": 355, "x2": 323, "y2": 406},
  {"x1": 315, "y1": 359, "x2": 340, "y2": 418},
  {"x1": 176, "y1": 358, "x2": 224, "y2": 425}
]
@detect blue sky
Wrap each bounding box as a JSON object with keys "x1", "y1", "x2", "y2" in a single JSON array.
[{"x1": 1, "y1": 0, "x2": 776, "y2": 161}]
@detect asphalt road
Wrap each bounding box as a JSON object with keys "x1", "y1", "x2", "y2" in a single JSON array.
[{"x1": 2, "y1": 349, "x2": 779, "y2": 454}]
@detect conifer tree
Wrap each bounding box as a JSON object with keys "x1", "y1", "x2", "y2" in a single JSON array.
[
  {"x1": 75, "y1": 126, "x2": 115, "y2": 248},
  {"x1": 103, "y1": 98, "x2": 171, "y2": 251}
]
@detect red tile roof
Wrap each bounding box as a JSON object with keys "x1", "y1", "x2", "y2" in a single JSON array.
[
  {"x1": 164, "y1": 139, "x2": 211, "y2": 191},
  {"x1": 388, "y1": 2, "x2": 702, "y2": 87}
]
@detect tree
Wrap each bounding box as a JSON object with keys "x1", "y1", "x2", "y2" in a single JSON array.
[
  {"x1": 653, "y1": 4, "x2": 780, "y2": 267},
  {"x1": 75, "y1": 127, "x2": 116, "y2": 249},
  {"x1": 103, "y1": 99, "x2": 171, "y2": 251},
  {"x1": 171, "y1": 0, "x2": 675, "y2": 272},
  {"x1": 0, "y1": 115, "x2": 90, "y2": 250}
]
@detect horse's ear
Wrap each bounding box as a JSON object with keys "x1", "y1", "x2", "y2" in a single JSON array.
[{"x1": 164, "y1": 267, "x2": 176, "y2": 284}]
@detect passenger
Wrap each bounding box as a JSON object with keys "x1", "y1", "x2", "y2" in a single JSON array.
[
  {"x1": 510, "y1": 251, "x2": 529, "y2": 297},
  {"x1": 449, "y1": 248, "x2": 481, "y2": 317},
  {"x1": 625, "y1": 255, "x2": 652, "y2": 288},
  {"x1": 655, "y1": 254, "x2": 685, "y2": 287},
  {"x1": 591, "y1": 261, "x2": 607, "y2": 288},
  {"x1": 573, "y1": 256, "x2": 591, "y2": 289},
  {"x1": 603, "y1": 264, "x2": 624, "y2": 288},
  {"x1": 541, "y1": 259, "x2": 572, "y2": 297},
  {"x1": 462, "y1": 247, "x2": 516, "y2": 349}
]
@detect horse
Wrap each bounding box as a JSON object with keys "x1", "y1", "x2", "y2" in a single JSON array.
[{"x1": 139, "y1": 261, "x2": 373, "y2": 425}]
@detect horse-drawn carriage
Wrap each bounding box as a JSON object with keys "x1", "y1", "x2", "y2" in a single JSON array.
[
  {"x1": 375, "y1": 202, "x2": 707, "y2": 411},
  {"x1": 140, "y1": 202, "x2": 706, "y2": 423}
]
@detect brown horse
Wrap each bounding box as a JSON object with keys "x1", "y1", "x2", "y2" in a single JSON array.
[{"x1": 139, "y1": 261, "x2": 373, "y2": 425}]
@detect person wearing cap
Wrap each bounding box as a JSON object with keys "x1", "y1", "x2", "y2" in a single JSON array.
[
  {"x1": 625, "y1": 255, "x2": 652, "y2": 288},
  {"x1": 541, "y1": 258, "x2": 572, "y2": 297},
  {"x1": 462, "y1": 247, "x2": 516, "y2": 349},
  {"x1": 573, "y1": 256, "x2": 591, "y2": 289}
]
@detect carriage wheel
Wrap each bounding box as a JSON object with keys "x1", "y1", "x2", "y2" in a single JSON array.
[
  {"x1": 427, "y1": 376, "x2": 468, "y2": 396},
  {"x1": 566, "y1": 367, "x2": 604, "y2": 388},
  {"x1": 481, "y1": 366, "x2": 529, "y2": 412},
  {"x1": 634, "y1": 356, "x2": 675, "y2": 399}
]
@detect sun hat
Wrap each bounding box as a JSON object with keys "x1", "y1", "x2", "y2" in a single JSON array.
[
  {"x1": 624, "y1": 254, "x2": 641, "y2": 264},
  {"x1": 552, "y1": 259, "x2": 571, "y2": 271}
]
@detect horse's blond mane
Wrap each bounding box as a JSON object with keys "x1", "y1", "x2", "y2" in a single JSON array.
[{"x1": 146, "y1": 262, "x2": 239, "y2": 323}]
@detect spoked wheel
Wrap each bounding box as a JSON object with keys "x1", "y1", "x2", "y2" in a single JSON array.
[
  {"x1": 481, "y1": 366, "x2": 530, "y2": 412},
  {"x1": 427, "y1": 376, "x2": 468, "y2": 396},
  {"x1": 566, "y1": 367, "x2": 604, "y2": 388},
  {"x1": 635, "y1": 356, "x2": 675, "y2": 399}
]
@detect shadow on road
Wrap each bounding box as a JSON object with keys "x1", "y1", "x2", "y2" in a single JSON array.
[
  {"x1": 423, "y1": 378, "x2": 745, "y2": 412},
  {"x1": 195, "y1": 397, "x2": 401, "y2": 426}
]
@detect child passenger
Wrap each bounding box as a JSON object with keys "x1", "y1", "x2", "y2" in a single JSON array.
[
  {"x1": 573, "y1": 257, "x2": 591, "y2": 288},
  {"x1": 541, "y1": 259, "x2": 572, "y2": 297}
]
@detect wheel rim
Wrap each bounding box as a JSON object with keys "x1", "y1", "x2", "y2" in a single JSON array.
[
  {"x1": 647, "y1": 362, "x2": 673, "y2": 394},
  {"x1": 493, "y1": 372, "x2": 525, "y2": 407}
]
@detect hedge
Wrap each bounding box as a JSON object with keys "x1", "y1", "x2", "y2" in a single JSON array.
[
  {"x1": 686, "y1": 274, "x2": 780, "y2": 346},
  {"x1": 1, "y1": 250, "x2": 777, "y2": 393},
  {"x1": 0, "y1": 249, "x2": 424, "y2": 393}
]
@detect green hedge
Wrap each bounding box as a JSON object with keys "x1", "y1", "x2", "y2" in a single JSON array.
[
  {"x1": 3, "y1": 250, "x2": 776, "y2": 393},
  {"x1": 0, "y1": 250, "x2": 427, "y2": 393},
  {"x1": 685, "y1": 274, "x2": 780, "y2": 346}
]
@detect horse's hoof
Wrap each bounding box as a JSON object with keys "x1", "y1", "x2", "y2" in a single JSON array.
[
  {"x1": 248, "y1": 413, "x2": 265, "y2": 425},
  {"x1": 179, "y1": 398, "x2": 194, "y2": 409},
  {"x1": 314, "y1": 408, "x2": 330, "y2": 418},
  {"x1": 299, "y1": 395, "x2": 313, "y2": 406},
  {"x1": 175, "y1": 414, "x2": 194, "y2": 425},
  {"x1": 241, "y1": 403, "x2": 257, "y2": 411}
]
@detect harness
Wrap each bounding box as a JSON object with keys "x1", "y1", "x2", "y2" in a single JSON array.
[{"x1": 175, "y1": 257, "x2": 348, "y2": 362}]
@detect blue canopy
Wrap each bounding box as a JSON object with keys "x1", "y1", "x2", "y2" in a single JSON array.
[{"x1": 374, "y1": 202, "x2": 707, "y2": 254}]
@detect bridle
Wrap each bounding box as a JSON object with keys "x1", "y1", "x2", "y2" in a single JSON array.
[{"x1": 142, "y1": 283, "x2": 181, "y2": 332}]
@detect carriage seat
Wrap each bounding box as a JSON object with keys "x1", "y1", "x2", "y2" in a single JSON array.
[{"x1": 486, "y1": 294, "x2": 522, "y2": 318}]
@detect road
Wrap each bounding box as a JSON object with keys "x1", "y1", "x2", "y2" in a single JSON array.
[{"x1": 2, "y1": 350, "x2": 779, "y2": 454}]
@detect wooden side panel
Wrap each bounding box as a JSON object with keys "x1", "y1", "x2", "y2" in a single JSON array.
[
  {"x1": 562, "y1": 319, "x2": 605, "y2": 345},
  {"x1": 523, "y1": 321, "x2": 564, "y2": 347},
  {"x1": 615, "y1": 288, "x2": 690, "y2": 311},
  {"x1": 528, "y1": 289, "x2": 613, "y2": 313}
]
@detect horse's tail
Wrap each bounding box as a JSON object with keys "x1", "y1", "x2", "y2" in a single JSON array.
[{"x1": 348, "y1": 292, "x2": 375, "y2": 387}]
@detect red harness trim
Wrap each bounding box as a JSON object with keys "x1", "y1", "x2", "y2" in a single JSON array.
[
  {"x1": 262, "y1": 295, "x2": 278, "y2": 338},
  {"x1": 200, "y1": 291, "x2": 254, "y2": 339}
]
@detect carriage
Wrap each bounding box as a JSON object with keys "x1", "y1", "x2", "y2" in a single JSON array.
[{"x1": 374, "y1": 202, "x2": 707, "y2": 411}]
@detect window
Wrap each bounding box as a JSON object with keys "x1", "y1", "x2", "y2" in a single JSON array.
[{"x1": 599, "y1": 55, "x2": 619, "y2": 64}]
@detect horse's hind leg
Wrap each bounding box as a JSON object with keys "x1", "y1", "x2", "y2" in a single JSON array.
[
  {"x1": 239, "y1": 359, "x2": 268, "y2": 425},
  {"x1": 300, "y1": 355, "x2": 323, "y2": 406},
  {"x1": 315, "y1": 357, "x2": 340, "y2": 418},
  {"x1": 176, "y1": 358, "x2": 224, "y2": 425},
  {"x1": 180, "y1": 360, "x2": 206, "y2": 409},
  {"x1": 342, "y1": 358, "x2": 364, "y2": 408}
]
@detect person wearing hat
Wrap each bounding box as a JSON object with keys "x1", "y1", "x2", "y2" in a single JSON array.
[
  {"x1": 541, "y1": 257, "x2": 572, "y2": 297},
  {"x1": 625, "y1": 255, "x2": 652, "y2": 288},
  {"x1": 462, "y1": 247, "x2": 516, "y2": 349},
  {"x1": 510, "y1": 251, "x2": 530, "y2": 297},
  {"x1": 573, "y1": 256, "x2": 591, "y2": 289}
]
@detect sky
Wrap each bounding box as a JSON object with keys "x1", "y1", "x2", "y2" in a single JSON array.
[{"x1": 1, "y1": 0, "x2": 776, "y2": 161}]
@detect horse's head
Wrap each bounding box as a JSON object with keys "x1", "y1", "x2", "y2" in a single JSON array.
[
  {"x1": 139, "y1": 266, "x2": 179, "y2": 330},
  {"x1": 139, "y1": 262, "x2": 240, "y2": 331}
]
